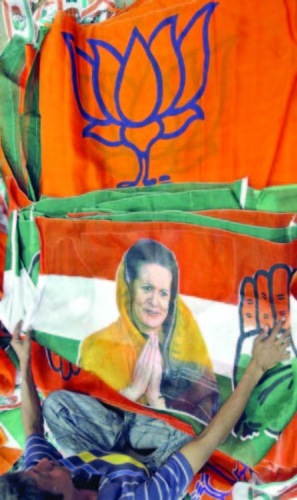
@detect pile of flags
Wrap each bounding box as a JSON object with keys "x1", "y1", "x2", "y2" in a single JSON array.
[{"x1": 1, "y1": 0, "x2": 297, "y2": 497}]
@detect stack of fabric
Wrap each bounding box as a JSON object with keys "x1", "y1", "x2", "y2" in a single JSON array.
[{"x1": 1, "y1": 0, "x2": 297, "y2": 497}]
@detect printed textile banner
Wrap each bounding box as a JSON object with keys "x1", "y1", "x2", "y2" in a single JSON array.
[
  {"x1": 0, "y1": 2, "x2": 118, "y2": 204},
  {"x1": 2, "y1": 0, "x2": 297, "y2": 201},
  {"x1": 38, "y1": 0, "x2": 297, "y2": 197},
  {"x1": 1, "y1": 196, "x2": 297, "y2": 466},
  {"x1": 1, "y1": 184, "x2": 297, "y2": 498},
  {"x1": 33, "y1": 217, "x2": 297, "y2": 464}
]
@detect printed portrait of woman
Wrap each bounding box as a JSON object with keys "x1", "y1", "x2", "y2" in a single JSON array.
[{"x1": 79, "y1": 239, "x2": 220, "y2": 423}]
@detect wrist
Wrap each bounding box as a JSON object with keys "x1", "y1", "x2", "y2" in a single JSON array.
[
  {"x1": 147, "y1": 394, "x2": 166, "y2": 409},
  {"x1": 120, "y1": 385, "x2": 142, "y2": 401},
  {"x1": 146, "y1": 388, "x2": 161, "y2": 400},
  {"x1": 245, "y1": 359, "x2": 264, "y2": 383},
  {"x1": 19, "y1": 359, "x2": 31, "y2": 373},
  {"x1": 146, "y1": 389, "x2": 163, "y2": 405}
]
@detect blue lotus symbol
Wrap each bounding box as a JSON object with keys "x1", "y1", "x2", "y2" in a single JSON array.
[{"x1": 63, "y1": 2, "x2": 218, "y2": 187}]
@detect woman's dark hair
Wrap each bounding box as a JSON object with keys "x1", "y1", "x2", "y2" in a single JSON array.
[
  {"x1": 0, "y1": 471, "x2": 63, "y2": 500},
  {"x1": 124, "y1": 239, "x2": 179, "y2": 339}
]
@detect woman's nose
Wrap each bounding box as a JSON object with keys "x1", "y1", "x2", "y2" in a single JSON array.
[{"x1": 149, "y1": 291, "x2": 158, "y2": 306}]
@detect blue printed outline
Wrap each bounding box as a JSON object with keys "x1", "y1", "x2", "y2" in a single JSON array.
[
  {"x1": 62, "y1": 2, "x2": 218, "y2": 187},
  {"x1": 83, "y1": 122, "x2": 122, "y2": 147},
  {"x1": 193, "y1": 473, "x2": 229, "y2": 499},
  {"x1": 46, "y1": 349, "x2": 81, "y2": 382},
  {"x1": 87, "y1": 39, "x2": 123, "y2": 125},
  {"x1": 114, "y1": 28, "x2": 163, "y2": 126},
  {"x1": 62, "y1": 32, "x2": 106, "y2": 126},
  {"x1": 234, "y1": 263, "x2": 297, "y2": 387}
]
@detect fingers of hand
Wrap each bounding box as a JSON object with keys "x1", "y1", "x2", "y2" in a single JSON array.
[
  {"x1": 11, "y1": 327, "x2": 32, "y2": 349},
  {"x1": 271, "y1": 334, "x2": 291, "y2": 363},
  {"x1": 13, "y1": 320, "x2": 23, "y2": 341},
  {"x1": 274, "y1": 330, "x2": 291, "y2": 346},
  {"x1": 135, "y1": 341, "x2": 155, "y2": 383},
  {"x1": 154, "y1": 348, "x2": 162, "y2": 374},
  {"x1": 139, "y1": 338, "x2": 153, "y2": 364},
  {"x1": 256, "y1": 318, "x2": 288, "y2": 345},
  {"x1": 270, "y1": 317, "x2": 287, "y2": 340},
  {"x1": 278, "y1": 347, "x2": 291, "y2": 361},
  {"x1": 26, "y1": 329, "x2": 33, "y2": 341},
  {"x1": 255, "y1": 326, "x2": 269, "y2": 343},
  {"x1": 134, "y1": 362, "x2": 150, "y2": 386}
]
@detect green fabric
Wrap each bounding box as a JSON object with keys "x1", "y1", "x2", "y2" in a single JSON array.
[
  {"x1": 0, "y1": 36, "x2": 41, "y2": 201},
  {"x1": 17, "y1": 218, "x2": 41, "y2": 284},
  {"x1": 21, "y1": 51, "x2": 41, "y2": 202},
  {"x1": 0, "y1": 408, "x2": 25, "y2": 449},
  {"x1": 245, "y1": 184, "x2": 297, "y2": 212},
  {"x1": 0, "y1": 37, "x2": 28, "y2": 196},
  {"x1": 34, "y1": 331, "x2": 80, "y2": 366},
  {"x1": 3, "y1": 191, "x2": 297, "y2": 467},
  {"x1": 20, "y1": 179, "x2": 297, "y2": 217},
  {"x1": 1, "y1": 181, "x2": 297, "y2": 469},
  {"x1": 36, "y1": 179, "x2": 243, "y2": 214}
]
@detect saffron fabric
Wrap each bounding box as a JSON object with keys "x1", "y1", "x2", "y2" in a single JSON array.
[
  {"x1": 2, "y1": 0, "x2": 297, "y2": 201},
  {"x1": 39, "y1": 0, "x2": 297, "y2": 196},
  {"x1": 1, "y1": 199, "x2": 297, "y2": 466},
  {"x1": 1, "y1": 0, "x2": 297, "y2": 497},
  {"x1": 0, "y1": 184, "x2": 297, "y2": 497}
]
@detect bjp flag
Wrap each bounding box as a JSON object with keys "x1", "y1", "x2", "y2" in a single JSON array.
[{"x1": 39, "y1": 0, "x2": 297, "y2": 197}]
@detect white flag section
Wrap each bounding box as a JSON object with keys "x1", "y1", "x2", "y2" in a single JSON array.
[
  {"x1": 232, "y1": 475, "x2": 297, "y2": 499},
  {"x1": 2, "y1": 271, "x2": 297, "y2": 379},
  {"x1": 0, "y1": 269, "x2": 36, "y2": 331}
]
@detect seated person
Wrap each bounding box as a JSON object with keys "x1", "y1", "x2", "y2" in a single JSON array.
[{"x1": 0, "y1": 318, "x2": 290, "y2": 500}]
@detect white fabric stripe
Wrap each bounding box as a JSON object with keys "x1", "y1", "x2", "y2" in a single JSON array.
[
  {"x1": 11, "y1": 210, "x2": 17, "y2": 275},
  {"x1": 152, "y1": 476, "x2": 163, "y2": 500},
  {"x1": 109, "y1": 470, "x2": 146, "y2": 479},
  {"x1": 27, "y1": 436, "x2": 45, "y2": 443},
  {"x1": 144, "y1": 481, "x2": 149, "y2": 500},
  {"x1": 25, "y1": 442, "x2": 61, "y2": 457},
  {"x1": 14, "y1": 273, "x2": 297, "y2": 378},
  {"x1": 172, "y1": 455, "x2": 190, "y2": 485},
  {"x1": 99, "y1": 477, "x2": 109, "y2": 490},
  {"x1": 26, "y1": 439, "x2": 59, "y2": 449},
  {"x1": 22, "y1": 284, "x2": 44, "y2": 332},
  {"x1": 155, "y1": 472, "x2": 170, "y2": 496},
  {"x1": 29, "y1": 275, "x2": 240, "y2": 377},
  {"x1": 239, "y1": 177, "x2": 249, "y2": 209},
  {"x1": 164, "y1": 464, "x2": 179, "y2": 484},
  {"x1": 26, "y1": 436, "x2": 48, "y2": 444},
  {"x1": 61, "y1": 458, "x2": 80, "y2": 471}
]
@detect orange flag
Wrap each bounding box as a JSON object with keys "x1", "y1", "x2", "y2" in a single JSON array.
[{"x1": 39, "y1": 0, "x2": 297, "y2": 197}]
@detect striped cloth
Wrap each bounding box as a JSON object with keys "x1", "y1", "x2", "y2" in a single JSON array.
[{"x1": 23, "y1": 434, "x2": 193, "y2": 499}]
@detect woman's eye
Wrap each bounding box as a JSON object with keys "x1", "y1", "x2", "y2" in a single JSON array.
[
  {"x1": 143, "y1": 285, "x2": 152, "y2": 291},
  {"x1": 161, "y1": 291, "x2": 169, "y2": 297}
]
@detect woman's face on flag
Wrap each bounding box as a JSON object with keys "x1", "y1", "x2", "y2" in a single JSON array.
[{"x1": 132, "y1": 262, "x2": 172, "y2": 335}]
